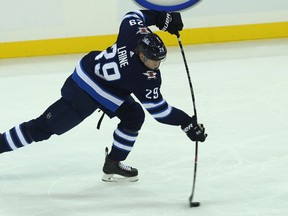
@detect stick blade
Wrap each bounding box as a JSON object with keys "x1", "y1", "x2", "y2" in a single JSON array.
[{"x1": 190, "y1": 202, "x2": 200, "y2": 208}]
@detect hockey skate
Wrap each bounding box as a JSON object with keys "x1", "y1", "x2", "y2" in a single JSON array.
[{"x1": 102, "y1": 149, "x2": 138, "y2": 182}]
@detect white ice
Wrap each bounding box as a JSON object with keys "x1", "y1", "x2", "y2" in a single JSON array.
[{"x1": 0, "y1": 38, "x2": 288, "y2": 216}]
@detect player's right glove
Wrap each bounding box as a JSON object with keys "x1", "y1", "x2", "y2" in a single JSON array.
[
  {"x1": 181, "y1": 116, "x2": 207, "y2": 142},
  {"x1": 156, "y1": 12, "x2": 183, "y2": 35}
]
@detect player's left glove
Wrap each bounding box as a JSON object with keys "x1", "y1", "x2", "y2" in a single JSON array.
[
  {"x1": 181, "y1": 116, "x2": 207, "y2": 142},
  {"x1": 156, "y1": 12, "x2": 183, "y2": 35}
]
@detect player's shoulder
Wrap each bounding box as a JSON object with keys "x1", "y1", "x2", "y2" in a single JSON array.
[
  {"x1": 132, "y1": 66, "x2": 162, "y2": 86},
  {"x1": 87, "y1": 50, "x2": 101, "y2": 56},
  {"x1": 81, "y1": 50, "x2": 101, "y2": 63}
]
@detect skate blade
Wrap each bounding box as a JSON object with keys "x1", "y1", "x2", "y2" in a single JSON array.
[{"x1": 102, "y1": 174, "x2": 138, "y2": 182}]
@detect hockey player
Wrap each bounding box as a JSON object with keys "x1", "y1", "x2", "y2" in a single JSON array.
[{"x1": 0, "y1": 10, "x2": 207, "y2": 182}]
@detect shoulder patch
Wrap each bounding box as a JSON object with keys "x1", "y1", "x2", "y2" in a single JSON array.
[{"x1": 143, "y1": 71, "x2": 157, "y2": 79}]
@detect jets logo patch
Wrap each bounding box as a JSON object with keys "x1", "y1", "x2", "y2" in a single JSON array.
[{"x1": 143, "y1": 71, "x2": 157, "y2": 79}]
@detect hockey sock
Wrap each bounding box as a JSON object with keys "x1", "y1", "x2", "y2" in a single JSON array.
[
  {"x1": 108, "y1": 126, "x2": 138, "y2": 161},
  {"x1": 0, "y1": 123, "x2": 33, "y2": 153}
]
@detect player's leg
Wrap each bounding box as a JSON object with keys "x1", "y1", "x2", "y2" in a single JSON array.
[
  {"x1": 102, "y1": 97, "x2": 145, "y2": 182},
  {"x1": 0, "y1": 76, "x2": 99, "y2": 154},
  {"x1": 0, "y1": 97, "x2": 84, "y2": 153}
]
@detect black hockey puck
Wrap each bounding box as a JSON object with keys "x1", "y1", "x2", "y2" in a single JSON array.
[{"x1": 190, "y1": 202, "x2": 200, "y2": 207}]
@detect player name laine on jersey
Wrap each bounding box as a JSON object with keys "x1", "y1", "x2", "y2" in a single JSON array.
[
  {"x1": 120, "y1": 26, "x2": 149, "y2": 69},
  {"x1": 117, "y1": 46, "x2": 129, "y2": 68}
]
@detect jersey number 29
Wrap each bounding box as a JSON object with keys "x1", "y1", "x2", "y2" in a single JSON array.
[
  {"x1": 146, "y1": 87, "x2": 159, "y2": 99},
  {"x1": 94, "y1": 44, "x2": 121, "y2": 81}
]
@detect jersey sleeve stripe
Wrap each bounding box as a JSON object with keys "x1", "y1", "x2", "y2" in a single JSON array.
[
  {"x1": 142, "y1": 99, "x2": 166, "y2": 110},
  {"x1": 151, "y1": 105, "x2": 172, "y2": 119},
  {"x1": 122, "y1": 10, "x2": 145, "y2": 22},
  {"x1": 142, "y1": 99, "x2": 173, "y2": 119},
  {"x1": 72, "y1": 61, "x2": 124, "y2": 112}
]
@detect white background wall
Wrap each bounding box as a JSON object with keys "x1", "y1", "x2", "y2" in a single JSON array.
[{"x1": 1, "y1": 0, "x2": 288, "y2": 42}]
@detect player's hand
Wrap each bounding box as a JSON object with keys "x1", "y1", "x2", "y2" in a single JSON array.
[
  {"x1": 156, "y1": 12, "x2": 183, "y2": 35},
  {"x1": 181, "y1": 116, "x2": 207, "y2": 142}
]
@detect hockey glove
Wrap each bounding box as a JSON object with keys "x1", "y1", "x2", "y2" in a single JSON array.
[
  {"x1": 156, "y1": 12, "x2": 183, "y2": 35},
  {"x1": 181, "y1": 116, "x2": 207, "y2": 142}
]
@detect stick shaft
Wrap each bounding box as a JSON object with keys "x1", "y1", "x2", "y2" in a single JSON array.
[
  {"x1": 176, "y1": 35, "x2": 198, "y2": 121},
  {"x1": 176, "y1": 34, "x2": 199, "y2": 204}
]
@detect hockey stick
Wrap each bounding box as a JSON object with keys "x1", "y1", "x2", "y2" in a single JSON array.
[{"x1": 176, "y1": 33, "x2": 200, "y2": 208}]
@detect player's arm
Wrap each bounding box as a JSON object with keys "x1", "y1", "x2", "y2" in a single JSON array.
[
  {"x1": 140, "y1": 10, "x2": 184, "y2": 35},
  {"x1": 141, "y1": 96, "x2": 188, "y2": 126},
  {"x1": 120, "y1": 10, "x2": 183, "y2": 35},
  {"x1": 135, "y1": 91, "x2": 207, "y2": 142}
]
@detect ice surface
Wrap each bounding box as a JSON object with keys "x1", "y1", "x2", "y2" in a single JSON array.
[{"x1": 0, "y1": 38, "x2": 288, "y2": 216}]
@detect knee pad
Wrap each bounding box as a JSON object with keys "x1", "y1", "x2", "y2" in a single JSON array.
[
  {"x1": 43, "y1": 98, "x2": 84, "y2": 135},
  {"x1": 117, "y1": 101, "x2": 145, "y2": 131},
  {"x1": 26, "y1": 98, "x2": 85, "y2": 141}
]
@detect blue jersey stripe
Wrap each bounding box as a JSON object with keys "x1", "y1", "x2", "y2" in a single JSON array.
[
  {"x1": 142, "y1": 99, "x2": 173, "y2": 119},
  {"x1": 72, "y1": 62, "x2": 125, "y2": 112},
  {"x1": 151, "y1": 104, "x2": 172, "y2": 119}
]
